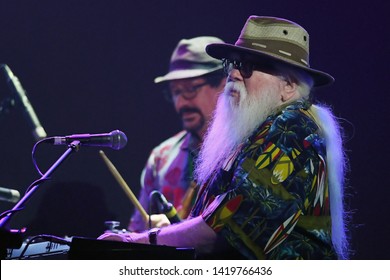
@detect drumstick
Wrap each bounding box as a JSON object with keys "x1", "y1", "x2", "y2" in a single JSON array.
[{"x1": 98, "y1": 150, "x2": 149, "y2": 222}]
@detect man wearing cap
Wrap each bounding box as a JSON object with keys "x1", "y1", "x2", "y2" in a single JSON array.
[
  {"x1": 128, "y1": 36, "x2": 227, "y2": 232},
  {"x1": 101, "y1": 16, "x2": 349, "y2": 260}
]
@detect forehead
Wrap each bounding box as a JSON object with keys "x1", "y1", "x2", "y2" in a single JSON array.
[{"x1": 169, "y1": 77, "x2": 206, "y2": 89}]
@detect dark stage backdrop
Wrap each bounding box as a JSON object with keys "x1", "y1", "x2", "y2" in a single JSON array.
[{"x1": 0, "y1": 0, "x2": 388, "y2": 259}]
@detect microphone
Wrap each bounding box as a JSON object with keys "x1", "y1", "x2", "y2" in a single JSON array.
[
  {"x1": 48, "y1": 130, "x2": 128, "y2": 150},
  {"x1": 0, "y1": 187, "x2": 21, "y2": 203},
  {"x1": 0, "y1": 64, "x2": 47, "y2": 141},
  {"x1": 150, "y1": 190, "x2": 181, "y2": 224}
]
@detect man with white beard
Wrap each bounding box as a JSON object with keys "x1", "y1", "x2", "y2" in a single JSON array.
[{"x1": 99, "y1": 16, "x2": 350, "y2": 260}]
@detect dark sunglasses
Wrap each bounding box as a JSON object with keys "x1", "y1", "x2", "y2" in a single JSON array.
[{"x1": 222, "y1": 58, "x2": 264, "y2": 79}]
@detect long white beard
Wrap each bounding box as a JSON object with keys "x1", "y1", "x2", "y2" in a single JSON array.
[{"x1": 195, "y1": 81, "x2": 281, "y2": 185}]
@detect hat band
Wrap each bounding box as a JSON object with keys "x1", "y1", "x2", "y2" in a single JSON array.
[
  {"x1": 169, "y1": 60, "x2": 220, "y2": 71},
  {"x1": 235, "y1": 38, "x2": 310, "y2": 68}
]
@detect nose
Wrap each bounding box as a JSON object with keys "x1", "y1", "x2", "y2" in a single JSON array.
[
  {"x1": 228, "y1": 68, "x2": 243, "y2": 82},
  {"x1": 174, "y1": 94, "x2": 191, "y2": 111}
]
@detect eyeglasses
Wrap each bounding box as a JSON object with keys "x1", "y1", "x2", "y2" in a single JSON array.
[
  {"x1": 222, "y1": 58, "x2": 261, "y2": 79},
  {"x1": 165, "y1": 81, "x2": 209, "y2": 102}
]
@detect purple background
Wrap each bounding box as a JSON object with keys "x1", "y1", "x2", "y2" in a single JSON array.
[{"x1": 0, "y1": 0, "x2": 388, "y2": 259}]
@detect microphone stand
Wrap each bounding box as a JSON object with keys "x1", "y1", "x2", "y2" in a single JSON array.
[{"x1": 0, "y1": 140, "x2": 81, "y2": 259}]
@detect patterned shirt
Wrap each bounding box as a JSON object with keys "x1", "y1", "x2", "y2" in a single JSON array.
[
  {"x1": 129, "y1": 131, "x2": 199, "y2": 232},
  {"x1": 190, "y1": 100, "x2": 337, "y2": 259}
]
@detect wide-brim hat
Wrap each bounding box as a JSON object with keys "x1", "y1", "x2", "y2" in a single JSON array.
[
  {"x1": 154, "y1": 36, "x2": 224, "y2": 83},
  {"x1": 206, "y1": 16, "x2": 334, "y2": 87}
]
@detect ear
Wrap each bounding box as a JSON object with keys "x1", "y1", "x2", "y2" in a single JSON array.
[{"x1": 281, "y1": 79, "x2": 298, "y2": 102}]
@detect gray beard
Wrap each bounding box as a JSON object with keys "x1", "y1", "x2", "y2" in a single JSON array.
[{"x1": 194, "y1": 81, "x2": 281, "y2": 185}]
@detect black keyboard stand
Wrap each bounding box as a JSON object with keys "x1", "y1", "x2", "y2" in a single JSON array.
[{"x1": 68, "y1": 236, "x2": 196, "y2": 260}]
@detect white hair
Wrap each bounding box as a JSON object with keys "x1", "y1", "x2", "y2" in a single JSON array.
[
  {"x1": 310, "y1": 104, "x2": 349, "y2": 259},
  {"x1": 291, "y1": 70, "x2": 350, "y2": 259}
]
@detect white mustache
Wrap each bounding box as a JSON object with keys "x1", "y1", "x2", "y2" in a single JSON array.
[{"x1": 224, "y1": 81, "x2": 245, "y2": 95}]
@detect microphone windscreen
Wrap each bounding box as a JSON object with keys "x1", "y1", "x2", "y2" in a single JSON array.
[{"x1": 110, "y1": 130, "x2": 128, "y2": 150}]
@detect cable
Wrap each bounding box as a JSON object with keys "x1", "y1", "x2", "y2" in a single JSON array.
[
  {"x1": 18, "y1": 234, "x2": 71, "y2": 259},
  {"x1": 31, "y1": 137, "x2": 54, "y2": 176}
]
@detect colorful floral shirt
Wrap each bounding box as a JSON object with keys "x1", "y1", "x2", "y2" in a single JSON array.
[
  {"x1": 129, "y1": 131, "x2": 199, "y2": 232},
  {"x1": 190, "y1": 100, "x2": 337, "y2": 259}
]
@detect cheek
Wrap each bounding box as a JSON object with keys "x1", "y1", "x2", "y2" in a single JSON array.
[
  {"x1": 244, "y1": 79, "x2": 260, "y2": 95},
  {"x1": 202, "y1": 96, "x2": 219, "y2": 116},
  {"x1": 174, "y1": 103, "x2": 180, "y2": 112}
]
